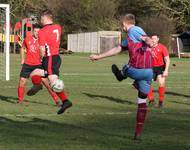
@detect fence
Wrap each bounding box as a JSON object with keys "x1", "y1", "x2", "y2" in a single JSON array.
[{"x1": 67, "y1": 31, "x2": 121, "y2": 53}]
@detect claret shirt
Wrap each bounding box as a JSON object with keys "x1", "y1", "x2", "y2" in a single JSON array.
[{"x1": 121, "y1": 26, "x2": 153, "y2": 69}]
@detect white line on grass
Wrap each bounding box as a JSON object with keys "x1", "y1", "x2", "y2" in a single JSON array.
[
  {"x1": 1, "y1": 84, "x2": 190, "y2": 89},
  {"x1": 0, "y1": 112, "x2": 132, "y2": 117},
  {"x1": 9, "y1": 71, "x2": 190, "y2": 77}
]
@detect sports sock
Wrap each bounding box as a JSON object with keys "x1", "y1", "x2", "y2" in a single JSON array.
[
  {"x1": 135, "y1": 98, "x2": 147, "y2": 137},
  {"x1": 47, "y1": 87, "x2": 59, "y2": 103},
  {"x1": 56, "y1": 91, "x2": 68, "y2": 102},
  {"x1": 31, "y1": 75, "x2": 42, "y2": 85},
  {"x1": 148, "y1": 86, "x2": 154, "y2": 102},
  {"x1": 158, "y1": 86, "x2": 165, "y2": 102},
  {"x1": 18, "y1": 86, "x2": 25, "y2": 103}
]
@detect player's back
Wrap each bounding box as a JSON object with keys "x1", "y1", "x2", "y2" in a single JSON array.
[{"x1": 39, "y1": 24, "x2": 62, "y2": 56}]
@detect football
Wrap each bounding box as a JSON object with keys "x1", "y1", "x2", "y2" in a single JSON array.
[{"x1": 51, "y1": 79, "x2": 64, "y2": 93}]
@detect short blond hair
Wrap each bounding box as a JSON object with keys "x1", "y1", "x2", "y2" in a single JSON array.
[{"x1": 122, "y1": 14, "x2": 135, "y2": 25}]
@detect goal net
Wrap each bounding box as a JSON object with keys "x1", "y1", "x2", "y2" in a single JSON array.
[{"x1": 0, "y1": 4, "x2": 10, "y2": 80}]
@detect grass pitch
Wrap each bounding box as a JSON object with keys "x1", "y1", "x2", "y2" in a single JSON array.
[{"x1": 0, "y1": 53, "x2": 189, "y2": 150}]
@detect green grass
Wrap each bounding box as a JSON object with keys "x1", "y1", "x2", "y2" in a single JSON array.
[{"x1": 0, "y1": 53, "x2": 190, "y2": 150}]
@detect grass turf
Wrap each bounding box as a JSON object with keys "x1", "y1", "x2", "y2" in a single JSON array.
[{"x1": 0, "y1": 53, "x2": 189, "y2": 150}]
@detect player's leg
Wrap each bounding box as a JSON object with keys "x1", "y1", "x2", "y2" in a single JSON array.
[
  {"x1": 18, "y1": 64, "x2": 31, "y2": 103},
  {"x1": 157, "y1": 75, "x2": 166, "y2": 107},
  {"x1": 45, "y1": 55, "x2": 72, "y2": 114},
  {"x1": 48, "y1": 75, "x2": 72, "y2": 114},
  {"x1": 111, "y1": 64, "x2": 127, "y2": 81},
  {"x1": 129, "y1": 68, "x2": 153, "y2": 140},
  {"x1": 147, "y1": 85, "x2": 154, "y2": 105},
  {"x1": 147, "y1": 68, "x2": 156, "y2": 104},
  {"x1": 148, "y1": 74, "x2": 157, "y2": 106},
  {"x1": 26, "y1": 68, "x2": 44, "y2": 96},
  {"x1": 134, "y1": 79, "x2": 152, "y2": 141},
  {"x1": 18, "y1": 77, "x2": 27, "y2": 104},
  {"x1": 41, "y1": 77, "x2": 60, "y2": 106},
  {"x1": 48, "y1": 75, "x2": 72, "y2": 115}
]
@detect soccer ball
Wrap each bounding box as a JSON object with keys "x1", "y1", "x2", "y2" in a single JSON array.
[{"x1": 51, "y1": 79, "x2": 64, "y2": 93}]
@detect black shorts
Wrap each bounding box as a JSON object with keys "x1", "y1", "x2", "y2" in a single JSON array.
[
  {"x1": 20, "y1": 63, "x2": 43, "y2": 78},
  {"x1": 153, "y1": 65, "x2": 165, "y2": 81},
  {"x1": 42, "y1": 55, "x2": 61, "y2": 77}
]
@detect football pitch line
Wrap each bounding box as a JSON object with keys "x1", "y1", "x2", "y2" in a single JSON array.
[
  {"x1": 0, "y1": 112, "x2": 132, "y2": 117},
  {"x1": 1, "y1": 85, "x2": 190, "y2": 89},
  {"x1": 9, "y1": 71, "x2": 189, "y2": 77}
]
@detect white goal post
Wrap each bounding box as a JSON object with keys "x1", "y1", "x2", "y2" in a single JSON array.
[{"x1": 0, "y1": 4, "x2": 10, "y2": 80}]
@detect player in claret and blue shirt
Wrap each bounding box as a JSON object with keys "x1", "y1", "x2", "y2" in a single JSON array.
[{"x1": 90, "y1": 13, "x2": 153, "y2": 140}]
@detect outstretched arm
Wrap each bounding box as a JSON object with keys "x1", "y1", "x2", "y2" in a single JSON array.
[{"x1": 89, "y1": 46, "x2": 122, "y2": 61}]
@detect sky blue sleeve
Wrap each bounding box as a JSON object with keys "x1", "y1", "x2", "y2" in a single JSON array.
[{"x1": 128, "y1": 26, "x2": 146, "y2": 43}]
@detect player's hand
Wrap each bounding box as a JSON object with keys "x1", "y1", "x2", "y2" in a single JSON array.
[
  {"x1": 89, "y1": 54, "x2": 100, "y2": 61},
  {"x1": 162, "y1": 71, "x2": 168, "y2": 77},
  {"x1": 145, "y1": 37, "x2": 154, "y2": 47},
  {"x1": 21, "y1": 59, "x2": 25, "y2": 65}
]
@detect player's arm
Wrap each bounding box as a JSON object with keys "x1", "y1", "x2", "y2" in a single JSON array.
[
  {"x1": 163, "y1": 56, "x2": 170, "y2": 77},
  {"x1": 131, "y1": 27, "x2": 153, "y2": 47},
  {"x1": 39, "y1": 45, "x2": 45, "y2": 58},
  {"x1": 141, "y1": 36, "x2": 153, "y2": 47},
  {"x1": 20, "y1": 39, "x2": 26, "y2": 64},
  {"x1": 89, "y1": 45, "x2": 122, "y2": 61},
  {"x1": 38, "y1": 30, "x2": 46, "y2": 58},
  {"x1": 20, "y1": 47, "x2": 25, "y2": 64}
]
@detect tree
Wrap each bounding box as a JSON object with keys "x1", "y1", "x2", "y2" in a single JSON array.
[
  {"x1": 149, "y1": 0, "x2": 190, "y2": 32},
  {"x1": 57, "y1": 0, "x2": 119, "y2": 32}
]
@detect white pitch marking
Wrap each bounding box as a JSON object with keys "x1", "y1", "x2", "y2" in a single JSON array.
[{"x1": 0, "y1": 112, "x2": 132, "y2": 117}]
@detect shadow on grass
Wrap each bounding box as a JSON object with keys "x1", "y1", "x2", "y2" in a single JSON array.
[
  {"x1": 83, "y1": 92, "x2": 135, "y2": 105},
  {"x1": 0, "y1": 94, "x2": 52, "y2": 106},
  {"x1": 165, "y1": 91, "x2": 190, "y2": 98},
  {"x1": 153, "y1": 90, "x2": 190, "y2": 98},
  {"x1": 170, "y1": 101, "x2": 190, "y2": 105},
  {"x1": 0, "y1": 117, "x2": 127, "y2": 146}
]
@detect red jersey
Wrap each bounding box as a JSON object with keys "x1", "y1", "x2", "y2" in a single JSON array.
[
  {"x1": 151, "y1": 43, "x2": 169, "y2": 67},
  {"x1": 38, "y1": 24, "x2": 62, "y2": 57},
  {"x1": 22, "y1": 35, "x2": 41, "y2": 65}
]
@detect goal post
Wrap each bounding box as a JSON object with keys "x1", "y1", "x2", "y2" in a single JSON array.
[{"x1": 0, "y1": 4, "x2": 10, "y2": 81}]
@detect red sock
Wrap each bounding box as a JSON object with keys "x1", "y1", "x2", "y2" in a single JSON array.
[
  {"x1": 148, "y1": 86, "x2": 154, "y2": 101},
  {"x1": 56, "y1": 91, "x2": 68, "y2": 102},
  {"x1": 31, "y1": 75, "x2": 42, "y2": 85},
  {"x1": 158, "y1": 86, "x2": 165, "y2": 102},
  {"x1": 135, "y1": 103, "x2": 147, "y2": 136},
  {"x1": 47, "y1": 87, "x2": 59, "y2": 103},
  {"x1": 18, "y1": 86, "x2": 25, "y2": 103}
]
